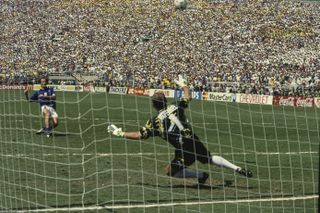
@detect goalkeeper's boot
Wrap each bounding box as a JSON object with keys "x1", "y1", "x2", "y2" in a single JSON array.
[
  {"x1": 198, "y1": 172, "x2": 209, "y2": 185},
  {"x1": 236, "y1": 168, "x2": 253, "y2": 178},
  {"x1": 36, "y1": 127, "x2": 45, "y2": 135}
]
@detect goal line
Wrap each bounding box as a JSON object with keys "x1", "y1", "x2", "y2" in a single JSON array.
[{"x1": 11, "y1": 195, "x2": 319, "y2": 212}]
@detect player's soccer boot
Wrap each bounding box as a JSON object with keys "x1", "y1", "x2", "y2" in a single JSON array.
[
  {"x1": 36, "y1": 128, "x2": 45, "y2": 134},
  {"x1": 236, "y1": 168, "x2": 253, "y2": 178},
  {"x1": 198, "y1": 172, "x2": 209, "y2": 185},
  {"x1": 44, "y1": 132, "x2": 52, "y2": 138},
  {"x1": 43, "y1": 128, "x2": 52, "y2": 138}
]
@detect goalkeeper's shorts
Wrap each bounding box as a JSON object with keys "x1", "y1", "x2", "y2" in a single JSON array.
[
  {"x1": 41, "y1": 105, "x2": 58, "y2": 118},
  {"x1": 174, "y1": 134, "x2": 212, "y2": 166}
]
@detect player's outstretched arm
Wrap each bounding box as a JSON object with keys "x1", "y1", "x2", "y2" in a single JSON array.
[
  {"x1": 174, "y1": 75, "x2": 191, "y2": 102},
  {"x1": 24, "y1": 87, "x2": 30, "y2": 100},
  {"x1": 24, "y1": 86, "x2": 39, "y2": 102},
  {"x1": 107, "y1": 124, "x2": 142, "y2": 140}
]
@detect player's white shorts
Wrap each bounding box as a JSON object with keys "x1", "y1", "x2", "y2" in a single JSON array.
[{"x1": 41, "y1": 105, "x2": 58, "y2": 118}]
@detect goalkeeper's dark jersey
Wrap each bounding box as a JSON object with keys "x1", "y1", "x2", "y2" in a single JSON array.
[{"x1": 140, "y1": 98, "x2": 193, "y2": 149}]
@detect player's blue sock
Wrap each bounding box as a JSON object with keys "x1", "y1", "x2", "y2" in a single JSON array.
[{"x1": 173, "y1": 168, "x2": 204, "y2": 179}]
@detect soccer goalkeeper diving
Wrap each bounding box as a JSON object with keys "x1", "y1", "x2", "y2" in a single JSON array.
[{"x1": 108, "y1": 75, "x2": 253, "y2": 185}]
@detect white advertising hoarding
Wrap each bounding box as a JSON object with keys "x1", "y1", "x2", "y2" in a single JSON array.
[
  {"x1": 149, "y1": 89, "x2": 175, "y2": 98},
  {"x1": 236, "y1": 94, "x2": 273, "y2": 105}
]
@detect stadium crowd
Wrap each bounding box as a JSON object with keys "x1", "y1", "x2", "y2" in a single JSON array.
[{"x1": 0, "y1": 0, "x2": 319, "y2": 97}]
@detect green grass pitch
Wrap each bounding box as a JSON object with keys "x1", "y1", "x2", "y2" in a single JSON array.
[{"x1": 0, "y1": 90, "x2": 318, "y2": 212}]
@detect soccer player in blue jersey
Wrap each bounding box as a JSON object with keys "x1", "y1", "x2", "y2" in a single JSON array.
[
  {"x1": 108, "y1": 75, "x2": 252, "y2": 185},
  {"x1": 24, "y1": 77, "x2": 59, "y2": 137}
]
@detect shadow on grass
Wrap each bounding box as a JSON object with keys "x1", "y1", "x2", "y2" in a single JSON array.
[
  {"x1": 53, "y1": 133, "x2": 70, "y2": 137},
  {"x1": 140, "y1": 180, "x2": 254, "y2": 191},
  {"x1": 146, "y1": 182, "x2": 220, "y2": 190},
  {"x1": 35, "y1": 132, "x2": 70, "y2": 137}
]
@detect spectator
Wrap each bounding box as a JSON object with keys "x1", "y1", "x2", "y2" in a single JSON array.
[{"x1": 0, "y1": 0, "x2": 319, "y2": 96}]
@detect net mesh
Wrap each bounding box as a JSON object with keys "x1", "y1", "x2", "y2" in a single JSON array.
[
  {"x1": 0, "y1": 89, "x2": 318, "y2": 212},
  {"x1": 0, "y1": 0, "x2": 319, "y2": 212}
]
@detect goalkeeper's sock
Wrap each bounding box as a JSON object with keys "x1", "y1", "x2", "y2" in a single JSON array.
[
  {"x1": 173, "y1": 168, "x2": 204, "y2": 179},
  {"x1": 211, "y1": 156, "x2": 240, "y2": 171}
]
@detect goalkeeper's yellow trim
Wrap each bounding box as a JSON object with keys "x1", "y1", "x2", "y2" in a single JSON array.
[
  {"x1": 181, "y1": 97, "x2": 190, "y2": 103},
  {"x1": 139, "y1": 127, "x2": 149, "y2": 139}
]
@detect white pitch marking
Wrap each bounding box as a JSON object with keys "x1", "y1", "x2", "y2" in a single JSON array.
[
  {"x1": 1, "y1": 151, "x2": 318, "y2": 158},
  {"x1": 10, "y1": 195, "x2": 319, "y2": 212},
  {"x1": 8, "y1": 119, "x2": 278, "y2": 126}
]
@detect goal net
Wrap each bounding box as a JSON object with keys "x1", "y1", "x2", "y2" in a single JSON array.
[
  {"x1": 0, "y1": 87, "x2": 318, "y2": 212},
  {"x1": 0, "y1": 0, "x2": 319, "y2": 212}
]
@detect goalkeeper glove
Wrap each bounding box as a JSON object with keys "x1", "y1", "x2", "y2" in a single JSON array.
[
  {"x1": 174, "y1": 75, "x2": 187, "y2": 88},
  {"x1": 107, "y1": 124, "x2": 125, "y2": 137}
]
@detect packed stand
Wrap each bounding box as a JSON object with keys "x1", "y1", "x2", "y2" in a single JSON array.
[{"x1": 0, "y1": 0, "x2": 319, "y2": 97}]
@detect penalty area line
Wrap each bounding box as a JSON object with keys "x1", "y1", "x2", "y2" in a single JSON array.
[{"x1": 12, "y1": 195, "x2": 319, "y2": 212}]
